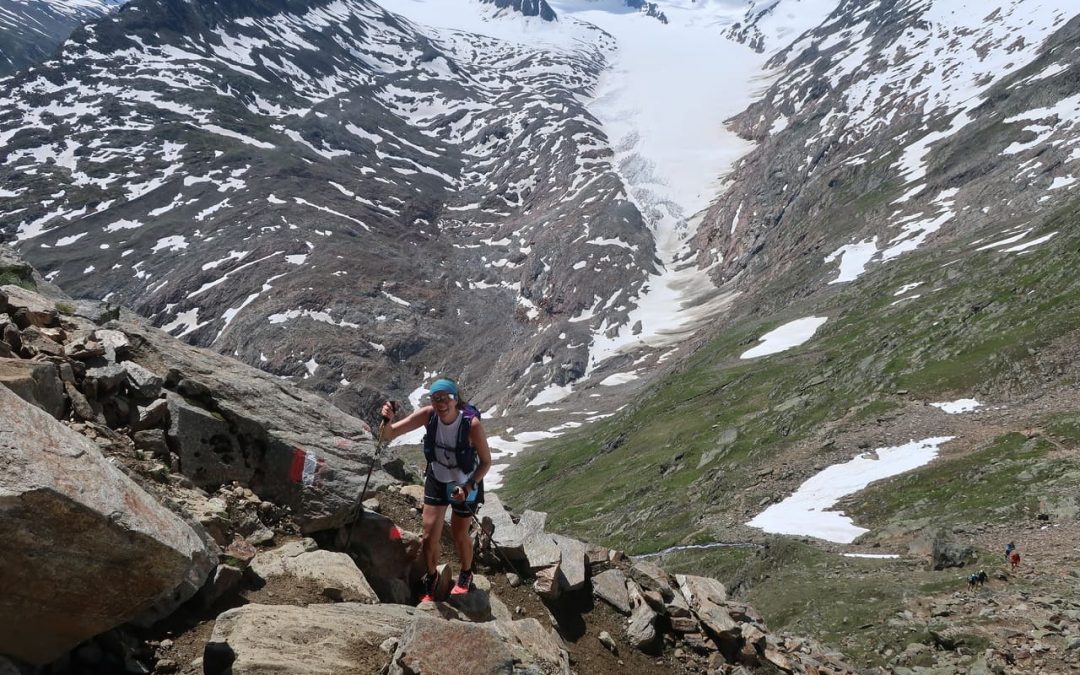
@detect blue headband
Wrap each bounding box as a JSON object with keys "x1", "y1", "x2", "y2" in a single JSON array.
[{"x1": 429, "y1": 378, "x2": 458, "y2": 397}]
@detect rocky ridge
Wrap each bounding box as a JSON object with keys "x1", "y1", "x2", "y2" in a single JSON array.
[
  {"x1": 699, "y1": 0, "x2": 1079, "y2": 299},
  {"x1": 0, "y1": 250, "x2": 858, "y2": 673},
  {"x1": 0, "y1": 0, "x2": 652, "y2": 414}
]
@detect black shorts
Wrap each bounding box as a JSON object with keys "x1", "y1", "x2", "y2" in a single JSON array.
[{"x1": 424, "y1": 471, "x2": 484, "y2": 517}]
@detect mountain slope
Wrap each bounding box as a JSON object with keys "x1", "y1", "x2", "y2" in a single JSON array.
[
  {"x1": 0, "y1": 0, "x2": 660, "y2": 417},
  {"x1": 501, "y1": 0, "x2": 1080, "y2": 669},
  {"x1": 0, "y1": 0, "x2": 122, "y2": 76}
]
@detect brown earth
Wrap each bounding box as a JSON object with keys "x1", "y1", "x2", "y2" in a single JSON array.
[{"x1": 144, "y1": 490, "x2": 711, "y2": 675}]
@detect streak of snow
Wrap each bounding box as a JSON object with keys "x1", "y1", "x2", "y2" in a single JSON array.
[{"x1": 747, "y1": 437, "x2": 955, "y2": 543}]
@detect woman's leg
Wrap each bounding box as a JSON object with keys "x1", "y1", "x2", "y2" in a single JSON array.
[
  {"x1": 450, "y1": 512, "x2": 473, "y2": 573},
  {"x1": 422, "y1": 503, "x2": 447, "y2": 574}
]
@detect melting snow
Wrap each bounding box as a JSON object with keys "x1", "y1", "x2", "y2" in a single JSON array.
[
  {"x1": 747, "y1": 437, "x2": 955, "y2": 543},
  {"x1": 740, "y1": 316, "x2": 828, "y2": 359},
  {"x1": 824, "y1": 237, "x2": 878, "y2": 284},
  {"x1": 1002, "y1": 232, "x2": 1057, "y2": 253},
  {"x1": 151, "y1": 235, "x2": 189, "y2": 253},
  {"x1": 930, "y1": 399, "x2": 983, "y2": 414}
]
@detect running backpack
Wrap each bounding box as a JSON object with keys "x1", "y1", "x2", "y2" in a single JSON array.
[{"x1": 422, "y1": 404, "x2": 481, "y2": 473}]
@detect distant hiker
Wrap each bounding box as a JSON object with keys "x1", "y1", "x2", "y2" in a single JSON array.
[
  {"x1": 380, "y1": 378, "x2": 492, "y2": 602},
  {"x1": 1004, "y1": 542, "x2": 1015, "y2": 562},
  {"x1": 1009, "y1": 550, "x2": 1021, "y2": 570},
  {"x1": 967, "y1": 573, "x2": 979, "y2": 591}
]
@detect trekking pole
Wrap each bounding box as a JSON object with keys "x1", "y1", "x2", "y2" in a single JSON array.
[{"x1": 342, "y1": 401, "x2": 396, "y2": 550}]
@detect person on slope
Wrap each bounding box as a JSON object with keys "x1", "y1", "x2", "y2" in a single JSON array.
[{"x1": 380, "y1": 378, "x2": 492, "y2": 602}]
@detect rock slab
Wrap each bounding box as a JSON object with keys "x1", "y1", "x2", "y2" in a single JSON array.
[
  {"x1": 206, "y1": 603, "x2": 420, "y2": 675},
  {"x1": 0, "y1": 385, "x2": 216, "y2": 665}
]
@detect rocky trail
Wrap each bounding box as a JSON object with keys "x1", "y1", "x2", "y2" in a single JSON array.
[{"x1": 0, "y1": 251, "x2": 861, "y2": 674}]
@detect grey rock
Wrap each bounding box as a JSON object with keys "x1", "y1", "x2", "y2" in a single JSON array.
[
  {"x1": 84, "y1": 364, "x2": 128, "y2": 395},
  {"x1": 249, "y1": 543, "x2": 377, "y2": 604},
  {"x1": 166, "y1": 392, "x2": 248, "y2": 488},
  {"x1": 119, "y1": 319, "x2": 397, "y2": 533},
  {"x1": 122, "y1": 361, "x2": 163, "y2": 399},
  {"x1": 93, "y1": 329, "x2": 130, "y2": 362},
  {"x1": 598, "y1": 630, "x2": 618, "y2": 654},
  {"x1": 207, "y1": 603, "x2": 421, "y2": 674},
  {"x1": 65, "y1": 381, "x2": 103, "y2": 423},
  {"x1": 58, "y1": 362, "x2": 76, "y2": 384},
  {"x1": 1, "y1": 285, "x2": 59, "y2": 329},
  {"x1": 592, "y1": 568, "x2": 631, "y2": 615},
  {"x1": 0, "y1": 385, "x2": 216, "y2": 665},
  {"x1": 552, "y1": 534, "x2": 587, "y2": 592},
  {"x1": 522, "y1": 524, "x2": 561, "y2": 571},
  {"x1": 203, "y1": 564, "x2": 244, "y2": 607},
  {"x1": 73, "y1": 300, "x2": 120, "y2": 325},
  {"x1": 629, "y1": 560, "x2": 675, "y2": 601},
  {"x1": 18, "y1": 326, "x2": 64, "y2": 357},
  {"x1": 132, "y1": 398, "x2": 169, "y2": 432},
  {"x1": 0, "y1": 358, "x2": 66, "y2": 419},
  {"x1": 533, "y1": 564, "x2": 562, "y2": 600},
  {"x1": 642, "y1": 590, "x2": 667, "y2": 614},
  {"x1": 482, "y1": 493, "x2": 526, "y2": 561},
  {"x1": 1, "y1": 323, "x2": 19, "y2": 353},
  {"x1": 626, "y1": 601, "x2": 658, "y2": 651},
  {"x1": 132, "y1": 429, "x2": 170, "y2": 457},
  {"x1": 391, "y1": 615, "x2": 570, "y2": 675},
  {"x1": 676, "y1": 574, "x2": 728, "y2": 607},
  {"x1": 336, "y1": 511, "x2": 422, "y2": 603}
]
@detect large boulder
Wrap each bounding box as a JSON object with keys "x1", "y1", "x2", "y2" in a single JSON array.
[
  {"x1": 336, "y1": 511, "x2": 423, "y2": 603},
  {"x1": 481, "y1": 494, "x2": 526, "y2": 561},
  {"x1": 0, "y1": 385, "x2": 217, "y2": 665},
  {"x1": 249, "y1": 541, "x2": 377, "y2": 603},
  {"x1": 592, "y1": 568, "x2": 631, "y2": 615},
  {"x1": 1, "y1": 284, "x2": 59, "y2": 329},
  {"x1": 931, "y1": 531, "x2": 976, "y2": 570},
  {"x1": 629, "y1": 560, "x2": 675, "y2": 601},
  {"x1": 552, "y1": 534, "x2": 587, "y2": 592},
  {"x1": 0, "y1": 358, "x2": 66, "y2": 419},
  {"x1": 520, "y1": 510, "x2": 561, "y2": 571},
  {"x1": 676, "y1": 574, "x2": 741, "y2": 653},
  {"x1": 390, "y1": 615, "x2": 569, "y2": 675},
  {"x1": 116, "y1": 318, "x2": 399, "y2": 532},
  {"x1": 205, "y1": 603, "x2": 421, "y2": 675}
]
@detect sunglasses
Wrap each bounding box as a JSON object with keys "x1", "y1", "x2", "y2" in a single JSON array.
[{"x1": 431, "y1": 393, "x2": 455, "y2": 403}]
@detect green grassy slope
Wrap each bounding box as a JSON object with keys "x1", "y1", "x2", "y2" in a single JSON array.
[{"x1": 499, "y1": 199, "x2": 1080, "y2": 668}]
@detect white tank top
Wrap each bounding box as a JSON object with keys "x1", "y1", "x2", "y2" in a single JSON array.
[{"x1": 430, "y1": 411, "x2": 471, "y2": 484}]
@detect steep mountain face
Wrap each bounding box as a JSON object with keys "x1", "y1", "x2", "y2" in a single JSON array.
[
  {"x1": 500, "y1": 1, "x2": 1080, "y2": 670},
  {"x1": 479, "y1": 0, "x2": 557, "y2": 21},
  {"x1": 0, "y1": 0, "x2": 122, "y2": 76},
  {"x1": 623, "y1": 1, "x2": 667, "y2": 24},
  {"x1": 699, "y1": 0, "x2": 1078, "y2": 301},
  {"x1": 0, "y1": 0, "x2": 655, "y2": 415}
]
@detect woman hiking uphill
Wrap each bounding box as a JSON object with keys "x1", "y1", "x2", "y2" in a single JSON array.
[{"x1": 380, "y1": 378, "x2": 492, "y2": 601}]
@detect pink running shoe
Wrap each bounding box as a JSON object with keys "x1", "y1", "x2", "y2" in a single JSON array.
[{"x1": 450, "y1": 569, "x2": 474, "y2": 596}]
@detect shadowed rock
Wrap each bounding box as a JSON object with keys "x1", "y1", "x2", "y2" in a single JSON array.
[
  {"x1": 0, "y1": 385, "x2": 216, "y2": 665},
  {"x1": 118, "y1": 317, "x2": 399, "y2": 532},
  {"x1": 0, "y1": 358, "x2": 66, "y2": 419},
  {"x1": 249, "y1": 540, "x2": 377, "y2": 603}
]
